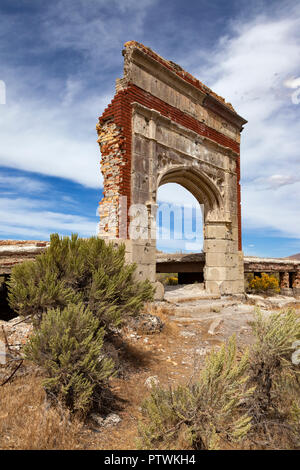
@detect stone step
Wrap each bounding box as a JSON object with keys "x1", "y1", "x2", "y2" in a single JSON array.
[
  {"x1": 167, "y1": 298, "x2": 238, "y2": 313},
  {"x1": 166, "y1": 294, "x2": 221, "y2": 304},
  {"x1": 164, "y1": 285, "x2": 221, "y2": 303},
  {"x1": 170, "y1": 303, "x2": 255, "y2": 323}
]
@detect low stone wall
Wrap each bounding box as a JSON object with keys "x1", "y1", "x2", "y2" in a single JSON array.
[
  {"x1": 156, "y1": 252, "x2": 300, "y2": 296},
  {"x1": 1, "y1": 243, "x2": 300, "y2": 296},
  {"x1": 0, "y1": 241, "x2": 50, "y2": 275}
]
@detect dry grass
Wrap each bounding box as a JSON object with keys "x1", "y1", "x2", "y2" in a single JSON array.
[
  {"x1": 0, "y1": 305, "x2": 186, "y2": 451},
  {"x1": 5, "y1": 303, "x2": 288, "y2": 450},
  {"x1": 0, "y1": 371, "x2": 85, "y2": 450}
]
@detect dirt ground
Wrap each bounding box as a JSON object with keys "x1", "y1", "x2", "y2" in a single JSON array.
[{"x1": 1, "y1": 289, "x2": 300, "y2": 450}]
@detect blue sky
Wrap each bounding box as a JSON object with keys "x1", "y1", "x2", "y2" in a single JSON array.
[{"x1": 0, "y1": 0, "x2": 299, "y2": 256}]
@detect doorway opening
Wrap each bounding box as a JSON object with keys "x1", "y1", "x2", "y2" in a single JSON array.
[
  {"x1": 0, "y1": 275, "x2": 16, "y2": 321},
  {"x1": 156, "y1": 183, "x2": 204, "y2": 286}
]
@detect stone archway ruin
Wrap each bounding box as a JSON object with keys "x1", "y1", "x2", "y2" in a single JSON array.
[{"x1": 96, "y1": 41, "x2": 247, "y2": 295}]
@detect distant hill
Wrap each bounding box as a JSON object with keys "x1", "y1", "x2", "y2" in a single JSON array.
[{"x1": 287, "y1": 253, "x2": 300, "y2": 260}]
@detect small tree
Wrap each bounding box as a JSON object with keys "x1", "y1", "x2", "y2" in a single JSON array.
[
  {"x1": 8, "y1": 233, "x2": 154, "y2": 329},
  {"x1": 24, "y1": 303, "x2": 114, "y2": 416}
]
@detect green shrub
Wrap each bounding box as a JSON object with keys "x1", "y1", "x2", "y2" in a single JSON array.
[
  {"x1": 8, "y1": 233, "x2": 154, "y2": 329},
  {"x1": 139, "y1": 309, "x2": 300, "y2": 450},
  {"x1": 7, "y1": 258, "x2": 80, "y2": 324},
  {"x1": 246, "y1": 308, "x2": 300, "y2": 447},
  {"x1": 24, "y1": 303, "x2": 114, "y2": 416},
  {"x1": 139, "y1": 336, "x2": 253, "y2": 450}
]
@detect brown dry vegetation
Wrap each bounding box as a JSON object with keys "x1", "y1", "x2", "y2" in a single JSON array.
[
  {"x1": 0, "y1": 305, "x2": 212, "y2": 450},
  {"x1": 0, "y1": 372, "x2": 85, "y2": 450},
  {"x1": 1, "y1": 303, "x2": 300, "y2": 450}
]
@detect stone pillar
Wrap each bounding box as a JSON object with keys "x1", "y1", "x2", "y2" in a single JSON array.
[
  {"x1": 279, "y1": 272, "x2": 293, "y2": 296},
  {"x1": 203, "y1": 222, "x2": 244, "y2": 296},
  {"x1": 279, "y1": 272, "x2": 289, "y2": 289},
  {"x1": 292, "y1": 271, "x2": 300, "y2": 297}
]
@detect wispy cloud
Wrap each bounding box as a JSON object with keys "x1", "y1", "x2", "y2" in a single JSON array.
[
  {"x1": 255, "y1": 174, "x2": 300, "y2": 190},
  {"x1": 0, "y1": 197, "x2": 98, "y2": 239},
  {"x1": 284, "y1": 77, "x2": 300, "y2": 89},
  {"x1": 0, "y1": 175, "x2": 48, "y2": 193},
  {"x1": 0, "y1": 0, "x2": 158, "y2": 189},
  {"x1": 190, "y1": 4, "x2": 300, "y2": 240}
]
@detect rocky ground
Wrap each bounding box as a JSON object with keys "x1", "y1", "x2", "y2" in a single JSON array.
[{"x1": 0, "y1": 286, "x2": 300, "y2": 449}]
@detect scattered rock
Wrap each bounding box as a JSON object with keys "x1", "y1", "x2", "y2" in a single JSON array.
[
  {"x1": 144, "y1": 375, "x2": 160, "y2": 389},
  {"x1": 166, "y1": 357, "x2": 178, "y2": 366},
  {"x1": 104, "y1": 413, "x2": 122, "y2": 427},
  {"x1": 179, "y1": 330, "x2": 196, "y2": 338},
  {"x1": 0, "y1": 317, "x2": 33, "y2": 351},
  {"x1": 154, "y1": 281, "x2": 165, "y2": 300},
  {"x1": 129, "y1": 333, "x2": 141, "y2": 340},
  {"x1": 245, "y1": 294, "x2": 297, "y2": 309},
  {"x1": 208, "y1": 318, "x2": 223, "y2": 335},
  {"x1": 195, "y1": 347, "x2": 208, "y2": 356},
  {"x1": 210, "y1": 306, "x2": 221, "y2": 313},
  {"x1": 130, "y1": 314, "x2": 164, "y2": 335},
  {"x1": 91, "y1": 412, "x2": 121, "y2": 428}
]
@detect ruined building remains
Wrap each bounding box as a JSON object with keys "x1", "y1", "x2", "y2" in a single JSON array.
[
  {"x1": 1, "y1": 44, "x2": 299, "y2": 299},
  {"x1": 96, "y1": 42, "x2": 247, "y2": 296}
]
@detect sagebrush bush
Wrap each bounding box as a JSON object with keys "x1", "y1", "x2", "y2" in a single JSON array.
[
  {"x1": 139, "y1": 310, "x2": 300, "y2": 450},
  {"x1": 246, "y1": 308, "x2": 300, "y2": 448},
  {"x1": 8, "y1": 233, "x2": 154, "y2": 329},
  {"x1": 24, "y1": 303, "x2": 114, "y2": 416},
  {"x1": 139, "y1": 336, "x2": 253, "y2": 450},
  {"x1": 248, "y1": 272, "x2": 280, "y2": 294}
]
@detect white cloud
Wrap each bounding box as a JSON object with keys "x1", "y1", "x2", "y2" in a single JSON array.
[
  {"x1": 190, "y1": 7, "x2": 300, "y2": 239},
  {"x1": 156, "y1": 183, "x2": 203, "y2": 252},
  {"x1": 0, "y1": 175, "x2": 48, "y2": 193},
  {"x1": 43, "y1": 0, "x2": 158, "y2": 70},
  {"x1": 284, "y1": 77, "x2": 300, "y2": 89},
  {"x1": 243, "y1": 181, "x2": 300, "y2": 238},
  {"x1": 158, "y1": 183, "x2": 203, "y2": 208},
  {"x1": 0, "y1": 175, "x2": 48, "y2": 195},
  {"x1": 0, "y1": 0, "x2": 158, "y2": 189},
  {"x1": 0, "y1": 197, "x2": 98, "y2": 239},
  {"x1": 253, "y1": 174, "x2": 300, "y2": 190},
  {"x1": 0, "y1": 90, "x2": 109, "y2": 188},
  {"x1": 0, "y1": 80, "x2": 5, "y2": 105}
]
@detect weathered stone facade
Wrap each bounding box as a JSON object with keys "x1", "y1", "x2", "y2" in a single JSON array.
[{"x1": 96, "y1": 42, "x2": 247, "y2": 295}]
